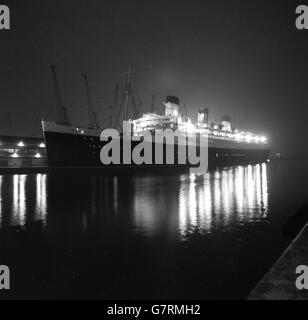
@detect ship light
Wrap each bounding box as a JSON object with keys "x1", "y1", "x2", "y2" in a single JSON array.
[
  {"x1": 183, "y1": 118, "x2": 196, "y2": 134},
  {"x1": 245, "y1": 134, "x2": 253, "y2": 143},
  {"x1": 260, "y1": 136, "x2": 267, "y2": 143},
  {"x1": 81, "y1": 130, "x2": 85, "y2": 134},
  {"x1": 39, "y1": 143, "x2": 46, "y2": 148},
  {"x1": 12, "y1": 152, "x2": 19, "y2": 158},
  {"x1": 17, "y1": 141, "x2": 25, "y2": 147},
  {"x1": 35, "y1": 152, "x2": 42, "y2": 158}
]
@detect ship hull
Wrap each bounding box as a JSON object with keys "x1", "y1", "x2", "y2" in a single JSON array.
[{"x1": 43, "y1": 129, "x2": 271, "y2": 169}]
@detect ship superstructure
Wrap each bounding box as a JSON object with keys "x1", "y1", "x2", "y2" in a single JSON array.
[{"x1": 132, "y1": 96, "x2": 268, "y2": 148}]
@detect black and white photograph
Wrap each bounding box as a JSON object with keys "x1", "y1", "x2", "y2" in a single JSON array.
[{"x1": 0, "y1": 0, "x2": 308, "y2": 305}]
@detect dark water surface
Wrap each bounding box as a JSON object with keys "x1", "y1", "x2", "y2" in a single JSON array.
[{"x1": 0, "y1": 160, "x2": 308, "y2": 299}]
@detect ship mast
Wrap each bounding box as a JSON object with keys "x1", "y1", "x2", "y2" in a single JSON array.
[
  {"x1": 51, "y1": 65, "x2": 70, "y2": 126},
  {"x1": 123, "y1": 64, "x2": 138, "y2": 120},
  {"x1": 151, "y1": 95, "x2": 156, "y2": 113},
  {"x1": 184, "y1": 103, "x2": 188, "y2": 119},
  {"x1": 83, "y1": 74, "x2": 100, "y2": 130},
  {"x1": 124, "y1": 64, "x2": 131, "y2": 120}
]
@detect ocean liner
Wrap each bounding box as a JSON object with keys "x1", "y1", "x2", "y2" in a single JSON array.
[{"x1": 42, "y1": 66, "x2": 270, "y2": 169}]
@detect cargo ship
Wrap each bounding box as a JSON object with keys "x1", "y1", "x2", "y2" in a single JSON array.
[{"x1": 42, "y1": 67, "x2": 270, "y2": 169}]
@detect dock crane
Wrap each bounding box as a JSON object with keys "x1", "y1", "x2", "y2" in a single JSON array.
[
  {"x1": 83, "y1": 74, "x2": 100, "y2": 130},
  {"x1": 51, "y1": 65, "x2": 71, "y2": 126}
]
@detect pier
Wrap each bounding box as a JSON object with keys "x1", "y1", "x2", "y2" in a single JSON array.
[
  {"x1": 249, "y1": 221, "x2": 308, "y2": 300},
  {"x1": 0, "y1": 135, "x2": 47, "y2": 172}
]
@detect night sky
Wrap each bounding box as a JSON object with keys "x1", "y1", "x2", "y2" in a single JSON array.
[{"x1": 0, "y1": 0, "x2": 307, "y2": 156}]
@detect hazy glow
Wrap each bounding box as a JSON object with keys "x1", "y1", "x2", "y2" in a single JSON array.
[
  {"x1": 133, "y1": 113, "x2": 268, "y2": 144},
  {"x1": 17, "y1": 141, "x2": 25, "y2": 147},
  {"x1": 185, "y1": 119, "x2": 196, "y2": 134},
  {"x1": 133, "y1": 177, "x2": 162, "y2": 236}
]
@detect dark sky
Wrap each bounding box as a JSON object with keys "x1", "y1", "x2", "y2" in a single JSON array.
[{"x1": 0, "y1": 0, "x2": 307, "y2": 155}]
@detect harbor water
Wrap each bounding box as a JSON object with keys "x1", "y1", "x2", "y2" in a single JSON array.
[{"x1": 0, "y1": 160, "x2": 307, "y2": 299}]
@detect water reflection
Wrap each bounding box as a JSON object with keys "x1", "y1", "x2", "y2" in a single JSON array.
[
  {"x1": 0, "y1": 162, "x2": 306, "y2": 299},
  {"x1": 13, "y1": 175, "x2": 27, "y2": 225},
  {"x1": 0, "y1": 164, "x2": 269, "y2": 241},
  {"x1": 0, "y1": 174, "x2": 47, "y2": 228},
  {"x1": 178, "y1": 163, "x2": 269, "y2": 238},
  {"x1": 130, "y1": 163, "x2": 269, "y2": 239},
  {"x1": 36, "y1": 174, "x2": 47, "y2": 220}
]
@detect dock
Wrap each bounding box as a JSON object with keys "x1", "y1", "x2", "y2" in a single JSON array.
[
  {"x1": 0, "y1": 135, "x2": 47, "y2": 173},
  {"x1": 249, "y1": 222, "x2": 308, "y2": 300}
]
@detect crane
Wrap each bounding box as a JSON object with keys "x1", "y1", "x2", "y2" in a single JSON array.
[
  {"x1": 83, "y1": 74, "x2": 100, "y2": 130},
  {"x1": 50, "y1": 65, "x2": 70, "y2": 126}
]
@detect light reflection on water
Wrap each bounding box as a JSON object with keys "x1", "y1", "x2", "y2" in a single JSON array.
[
  {"x1": 0, "y1": 174, "x2": 48, "y2": 228},
  {"x1": 0, "y1": 164, "x2": 268, "y2": 240},
  {"x1": 36, "y1": 174, "x2": 47, "y2": 220},
  {"x1": 177, "y1": 164, "x2": 268, "y2": 239},
  {"x1": 131, "y1": 163, "x2": 268, "y2": 239},
  {"x1": 1, "y1": 161, "x2": 307, "y2": 299},
  {"x1": 13, "y1": 175, "x2": 27, "y2": 226}
]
